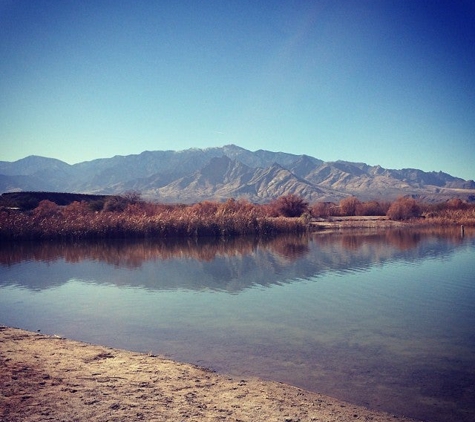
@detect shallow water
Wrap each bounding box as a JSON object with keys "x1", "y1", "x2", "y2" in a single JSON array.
[{"x1": 1, "y1": 228, "x2": 474, "y2": 422}]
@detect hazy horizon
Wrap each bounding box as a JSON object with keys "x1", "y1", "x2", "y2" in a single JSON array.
[{"x1": 1, "y1": 1, "x2": 474, "y2": 180}]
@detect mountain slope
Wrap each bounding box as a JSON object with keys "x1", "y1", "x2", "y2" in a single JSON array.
[{"x1": 1, "y1": 145, "x2": 474, "y2": 203}]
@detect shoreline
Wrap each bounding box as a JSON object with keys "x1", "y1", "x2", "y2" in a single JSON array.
[{"x1": 0, "y1": 325, "x2": 420, "y2": 422}]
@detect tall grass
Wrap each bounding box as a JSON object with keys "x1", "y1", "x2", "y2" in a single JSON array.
[
  {"x1": 2, "y1": 195, "x2": 474, "y2": 241},
  {"x1": 0, "y1": 198, "x2": 308, "y2": 241},
  {"x1": 420, "y1": 205, "x2": 475, "y2": 226},
  {"x1": 311, "y1": 196, "x2": 475, "y2": 226}
]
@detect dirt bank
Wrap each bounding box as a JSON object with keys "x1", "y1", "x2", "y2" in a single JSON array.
[{"x1": 0, "y1": 326, "x2": 420, "y2": 422}]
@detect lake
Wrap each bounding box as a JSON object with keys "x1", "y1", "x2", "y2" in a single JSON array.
[{"x1": 1, "y1": 228, "x2": 474, "y2": 422}]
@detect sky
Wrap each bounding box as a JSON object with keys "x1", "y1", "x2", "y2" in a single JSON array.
[{"x1": 1, "y1": 0, "x2": 474, "y2": 180}]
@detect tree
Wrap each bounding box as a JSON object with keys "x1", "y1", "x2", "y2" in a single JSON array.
[
  {"x1": 356, "y1": 200, "x2": 389, "y2": 216},
  {"x1": 386, "y1": 197, "x2": 421, "y2": 220},
  {"x1": 270, "y1": 194, "x2": 309, "y2": 218},
  {"x1": 123, "y1": 191, "x2": 142, "y2": 205},
  {"x1": 103, "y1": 192, "x2": 142, "y2": 212},
  {"x1": 310, "y1": 202, "x2": 331, "y2": 218},
  {"x1": 339, "y1": 196, "x2": 361, "y2": 216}
]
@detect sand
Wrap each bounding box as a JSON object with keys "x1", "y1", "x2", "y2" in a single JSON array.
[{"x1": 0, "y1": 326, "x2": 420, "y2": 422}]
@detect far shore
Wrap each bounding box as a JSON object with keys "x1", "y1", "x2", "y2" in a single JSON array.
[
  {"x1": 1, "y1": 326, "x2": 421, "y2": 422},
  {"x1": 311, "y1": 215, "x2": 474, "y2": 233},
  {"x1": 312, "y1": 215, "x2": 405, "y2": 231}
]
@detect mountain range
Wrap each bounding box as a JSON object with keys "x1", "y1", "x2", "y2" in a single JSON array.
[{"x1": 1, "y1": 144, "x2": 474, "y2": 204}]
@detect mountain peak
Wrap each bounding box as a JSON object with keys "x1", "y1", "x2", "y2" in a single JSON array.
[
  {"x1": 0, "y1": 155, "x2": 70, "y2": 177},
  {"x1": 1, "y1": 145, "x2": 474, "y2": 203}
]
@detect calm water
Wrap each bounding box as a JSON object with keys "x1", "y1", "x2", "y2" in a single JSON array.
[{"x1": 1, "y1": 229, "x2": 474, "y2": 422}]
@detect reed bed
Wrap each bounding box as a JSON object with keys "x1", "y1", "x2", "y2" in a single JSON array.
[
  {"x1": 0, "y1": 199, "x2": 307, "y2": 241},
  {"x1": 2, "y1": 195, "x2": 474, "y2": 241},
  {"x1": 420, "y1": 207, "x2": 475, "y2": 227}
]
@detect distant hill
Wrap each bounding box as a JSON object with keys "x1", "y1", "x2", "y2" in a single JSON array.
[
  {"x1": 1, "y1": 144, "x2": 474, "y2": 203},
  {"x1": 0, "y1": 191, "x2": 111, "y2": 210}
]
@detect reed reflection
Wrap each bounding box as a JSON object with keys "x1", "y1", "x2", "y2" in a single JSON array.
[
  {"x1": 1, "y1": 228, "x2": 472, "y2": 293},
  {"x1": 1, "y1": 234, "x2": 311, "y2": 268}
]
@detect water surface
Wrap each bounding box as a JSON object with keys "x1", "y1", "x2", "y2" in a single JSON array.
[{"x1": 1, "y1": 228, "x2": 474, "y2": 422}]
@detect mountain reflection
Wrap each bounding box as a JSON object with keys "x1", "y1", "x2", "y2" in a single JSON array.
[{"x1": 1, "y1": 228, "x2": 472, "y2": 293}]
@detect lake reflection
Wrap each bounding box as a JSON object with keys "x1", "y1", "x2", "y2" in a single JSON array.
[
  {"x1": 1, "y1": 228, "x2": 474, "y2": 422},
  {"x1": 1, "y1": 229, "x2": 470, "y2": 293}
]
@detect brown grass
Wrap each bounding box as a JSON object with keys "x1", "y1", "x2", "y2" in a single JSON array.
[
  {"x1": 0, "y1": 198, "x2": 307, "y2": 241},
  {"x1": 1, "y1": 195, "x2": 474, "y2": 241}
]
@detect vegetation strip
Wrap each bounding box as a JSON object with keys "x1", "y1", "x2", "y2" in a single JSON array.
[{"x1": 1, "y1": 192, "x2": 474, "y2": 240}]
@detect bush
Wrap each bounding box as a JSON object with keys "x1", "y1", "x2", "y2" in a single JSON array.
[
  {"x1": 33, "y1": 200, "x2": 60, "y2": 217},
  {"x1": 269, "y1": 194, "x2": 309, "y2": 218},
  {"x1": 310, "y1": 202, "x2": 334, "y2": 218},
  {"x1": 386, "y1": 197, "x2": 422, "y2": 221},
  {"x1": 356, "y1": 200, "x2": 389, "y2": 216},
  {"x1": 89, "y1": 199, "x2": 106, "y2": 212},
  {"x1": 339, "y1": 197, "x2": 361, "y2": 216},
  {"x1": 446, "y1": 198, "x2": 468, "y2": 210}
]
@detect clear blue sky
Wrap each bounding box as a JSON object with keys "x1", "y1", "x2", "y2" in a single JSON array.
[{"x1": 1, "y1": 0, "x2": 474, "y2": 180}]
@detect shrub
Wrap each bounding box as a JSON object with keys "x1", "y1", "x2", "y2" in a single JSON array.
[
  {"x1": 310, "y1": 202, "x2": 333, "y2": 218},
  {"x1": 356, "y1": 200, "x2": 389, "y2": 216},
  {"x1": 33, "y1": 200, "x2": 60, "y2": 218},
  {"x1": 446, "y1": 198, "x2": 468, "y2": 210},
  {"x1": 269, "y1": 194, "x2": 309, "y2": 218},
  {"x1": 386, "y1": 197, "x2": 422, "y2": 221},
  {"x1": 339, "y1": 196, "x2": 361, "y2": 216},
  {"x1": 103, "y1": 196, "x2": 129, "y2": 212},
  {"x1": 88, "y1": 199, "x2": 106, "y2": 212}
]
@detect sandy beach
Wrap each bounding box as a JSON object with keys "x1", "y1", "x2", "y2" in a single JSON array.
[{"x1": 0, "y1": 326, "x2": 421, "y2": 422}]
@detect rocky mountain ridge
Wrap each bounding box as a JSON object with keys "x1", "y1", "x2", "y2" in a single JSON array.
[{"x1": 1, "y1": 144, "x2": 474, "y2": 203}]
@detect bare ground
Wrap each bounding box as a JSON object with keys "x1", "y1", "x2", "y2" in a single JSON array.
[
  {"x1": 311, "y1": 216, "x2": 406, "y2": 231},
  {"x1": 0, "y1": 326, "x2": 421, "y2": 422}
]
